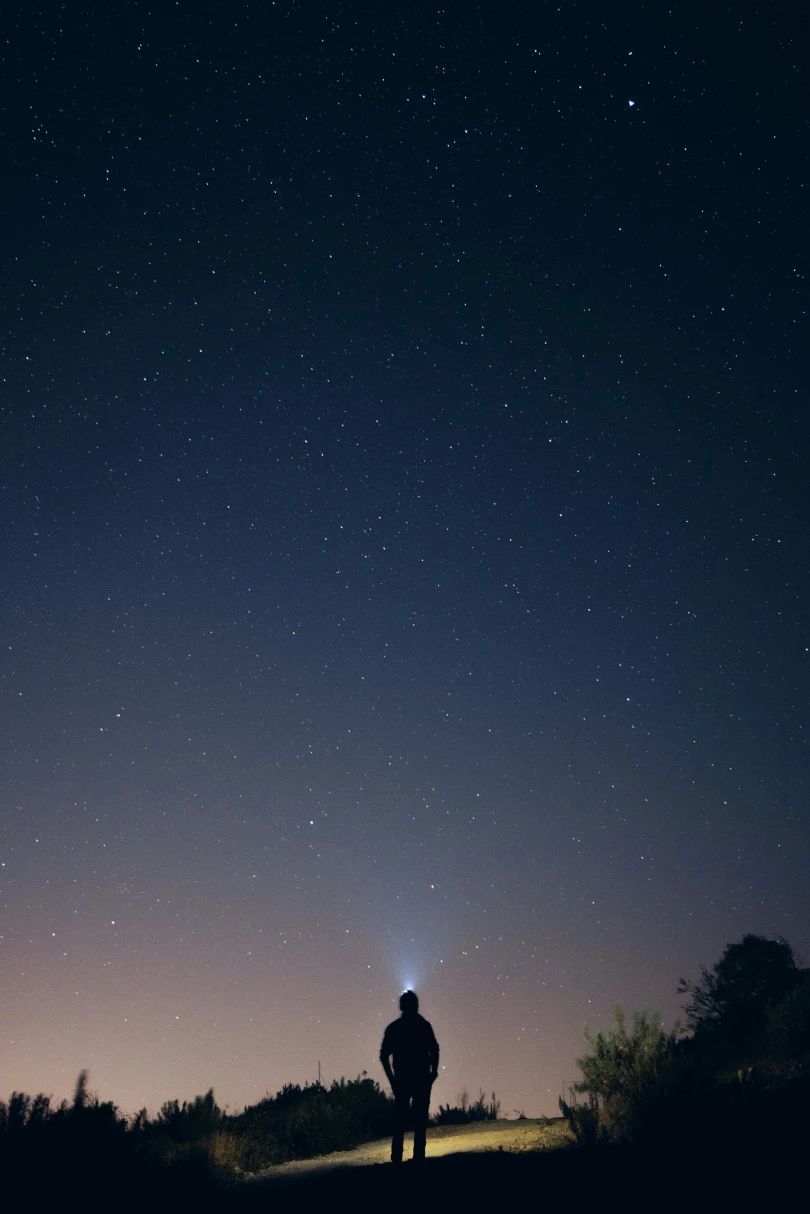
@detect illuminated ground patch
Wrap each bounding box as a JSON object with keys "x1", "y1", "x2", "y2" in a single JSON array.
[{"x1": 244, "y1": 1117, "x2": 571, "y2": 1182}]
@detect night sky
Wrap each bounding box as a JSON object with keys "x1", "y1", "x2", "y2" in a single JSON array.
[{"x1": 2, "y1": 1, "x2": 808, "y2": 1119}]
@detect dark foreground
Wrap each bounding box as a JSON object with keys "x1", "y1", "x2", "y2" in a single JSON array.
[
  {"x1": 2, "y1": 1134, "x2": 801, "y2": 1213},
  {"x1": 219, "y1": 1141, "x2": 797, "y2": 1213},
  {"x1": 6, "y1": 1075, "x2": 808, "y2": 1214}
]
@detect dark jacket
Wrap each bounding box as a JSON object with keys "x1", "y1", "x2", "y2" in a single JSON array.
[{"x1": 380, "y1": 1012, "x2": 439, "y2": 1085}]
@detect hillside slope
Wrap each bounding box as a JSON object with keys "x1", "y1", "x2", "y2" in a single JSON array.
[{"x1": 234, "y1": 1116, "x2": 569, "y2": 1185}]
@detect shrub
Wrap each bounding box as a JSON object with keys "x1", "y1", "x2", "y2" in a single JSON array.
[
  {"x1": 563, "y1": 1006, "x2": 681, "y2": 1142},
  {"x1": 434, "y1": 1089, "x2": 500, "y2": 1125},
  {"x1": 158, "y1": 1088, "x2": 222, "y2": 1142},
  {"x1": 230, "y1": 1075, "x2": 395, "y2": 1169},
  {"x1": 557, "y1": 1090, "x2": 605, "y2": 1147}
]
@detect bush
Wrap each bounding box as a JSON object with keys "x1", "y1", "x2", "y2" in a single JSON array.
[
  {"x1": 557, "y1": 1090, "x2": 605, "y2": 1147},
  {"x1": 158, "y1": 1088, "x2": 222, "y2": 1142},
  {"x1": 433, "y1": 1090, "x2": 500, "y2": 1125},
  {"x1": 0, "y1": 1071, "x2": 205, "y2": 1206},
  {"x1": 560, "y1": 1007, "x2": 681, "y2": 1143},
  {"x1": 229, "y1": 1075, "x2": 395, "y2": 1169}
]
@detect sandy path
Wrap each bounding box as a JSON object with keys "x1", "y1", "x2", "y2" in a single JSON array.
[{"x1": 247, "y1": 1118, "x2": 570, "y2": 1181}]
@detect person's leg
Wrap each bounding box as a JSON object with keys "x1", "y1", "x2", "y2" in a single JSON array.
[
  {"x1": 391, "y1": 1087, "x2": 409, "y2": 1163},
  {"x1": 411, "y1": 1085, "x2": 431, "y2": 1162}
]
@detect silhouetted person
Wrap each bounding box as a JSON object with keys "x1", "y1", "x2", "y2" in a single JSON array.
[{"x1": 380, "y1": 990, "x2": 439, "y2": 1164}]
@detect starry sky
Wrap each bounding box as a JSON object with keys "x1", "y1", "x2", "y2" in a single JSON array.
[{"x1": 2, "y1": 1, "x2": 808, "y2": 1119}]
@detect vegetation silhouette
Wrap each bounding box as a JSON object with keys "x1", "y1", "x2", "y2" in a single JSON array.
[
  {"x1": 433, "y1": 1089, "x2": 501, "y2": 1124},
  {"x1": 0, "y1": 1070, "x2": 216, "y2": 1208},
  {"x1": 678, "y1": 933, "x2": 801, "y2": 1051},
  {"x1": 558, "y1": 932, "x2": 810, "y2": 1163},
  {"x1": 227, "y1": 1075, "x2": 396, "y2": 1169},
  {"x1": 559, "y1": 1007, "x2": 680, "y2": 1144}
]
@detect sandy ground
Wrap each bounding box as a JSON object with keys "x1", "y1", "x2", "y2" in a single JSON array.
[{"x1": 244, "y1": 1117, "x2": 571, "y2": 1182}]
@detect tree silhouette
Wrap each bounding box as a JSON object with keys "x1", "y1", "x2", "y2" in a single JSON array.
[{"x1": 678, "y1": 934, "x2": 800, "y2": 1048}]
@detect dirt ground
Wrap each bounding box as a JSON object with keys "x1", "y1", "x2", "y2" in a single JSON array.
[{"x1": 245, "y1": 1117, "x2": 571, "y2": 1181}]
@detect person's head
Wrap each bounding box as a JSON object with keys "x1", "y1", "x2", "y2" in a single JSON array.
[{"x1": 400, "y1": 989, "x2": 419, "y2": 1015}]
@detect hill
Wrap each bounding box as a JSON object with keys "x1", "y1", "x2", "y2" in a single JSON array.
[{"x1": 229, "y1": 1115, "x2": 570, "y2": 1185}]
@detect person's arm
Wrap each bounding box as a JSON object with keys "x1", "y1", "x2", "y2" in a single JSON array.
[
  {"x1": 428, "y1": 1027, "x2": 439, "y2": 1083},
  {"x1": 380, "y1": 1029, "x2": 396, "y2": 1090}
]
